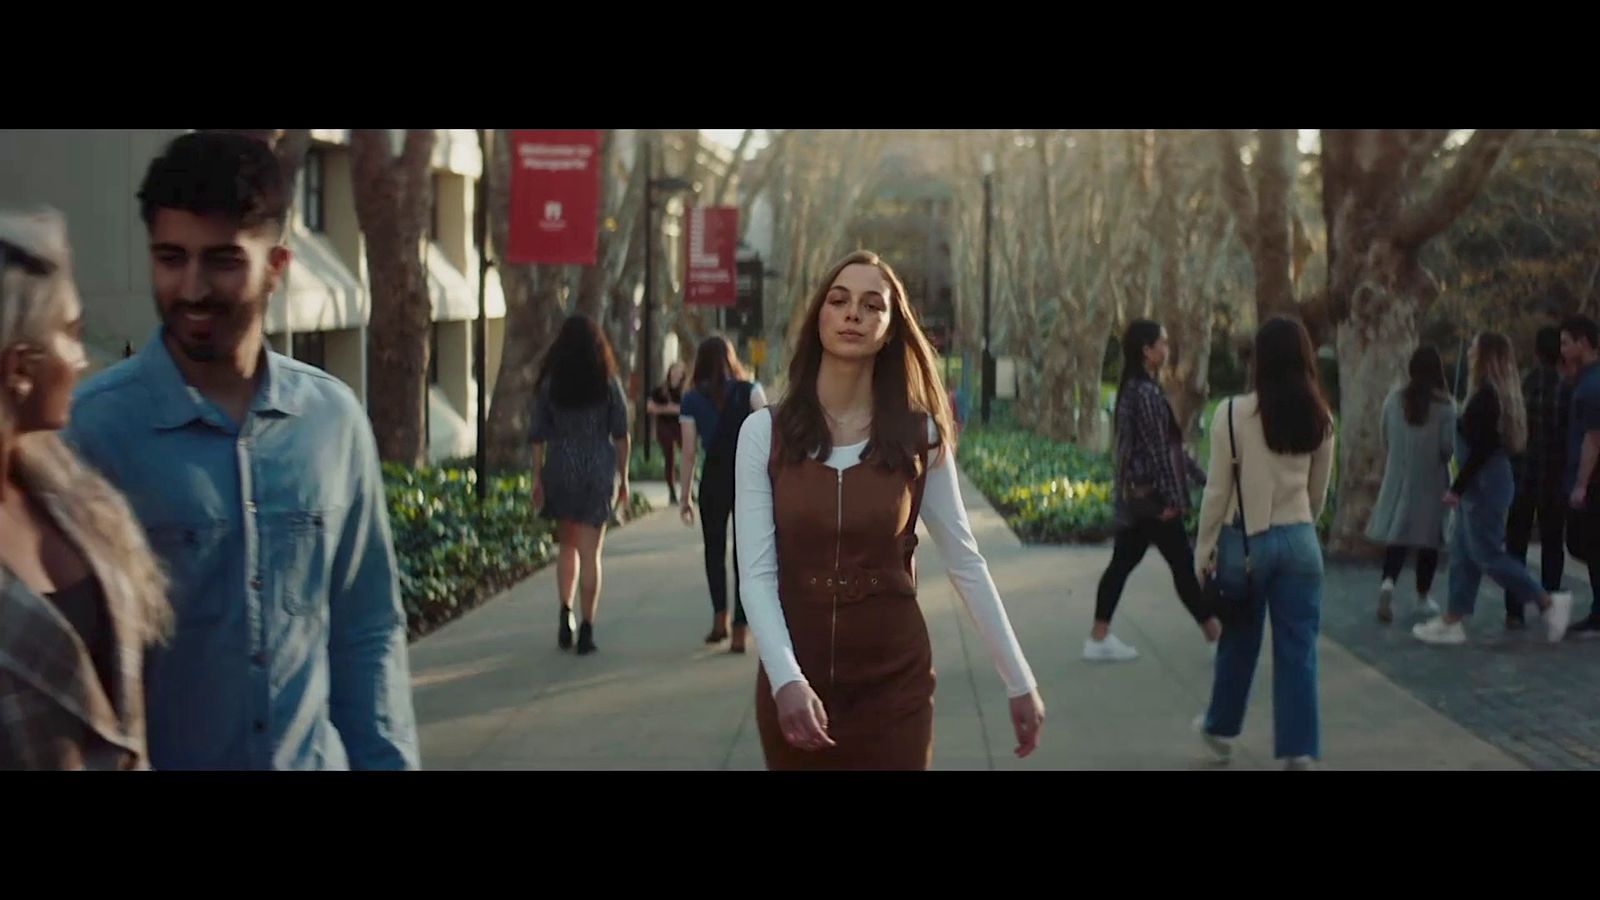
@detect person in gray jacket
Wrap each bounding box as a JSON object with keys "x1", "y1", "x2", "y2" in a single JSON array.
[{"x1": 1366, "y1": 345, "x2": 1456, "y2": 624}]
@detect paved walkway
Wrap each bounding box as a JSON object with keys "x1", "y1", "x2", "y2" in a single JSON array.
[{"x1": 409, "y1": 479, "x2": 1528, "y2": 770}]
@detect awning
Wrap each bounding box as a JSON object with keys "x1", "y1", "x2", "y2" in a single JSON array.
[
  {"x1": 270, "y1": 223, "x2": 368, "y2": 334},
  {"x1": 428, "y1": 244, "x2": 505, "y2": 322}
]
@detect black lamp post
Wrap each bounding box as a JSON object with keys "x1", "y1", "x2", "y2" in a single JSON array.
[{"x1": 638, "y1": 137, "x2": 697, "y2": 461}]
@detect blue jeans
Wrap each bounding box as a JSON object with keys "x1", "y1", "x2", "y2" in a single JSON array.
[
  {"x1": 1203, "y1": 523, "x2": 1322, "y2": 760},
  {"x1": 1449, "y1": 452, "x2": 1545, "y2": 617}
]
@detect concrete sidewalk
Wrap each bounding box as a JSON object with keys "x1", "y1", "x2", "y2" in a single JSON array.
[{"x1": 409, "y1": 479, "x2": 1524, "y2": 770}]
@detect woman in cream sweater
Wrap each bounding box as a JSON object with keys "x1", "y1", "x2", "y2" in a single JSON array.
[{"x1": 1192, "y1": 317, "x2": 1334, "y2": 770}]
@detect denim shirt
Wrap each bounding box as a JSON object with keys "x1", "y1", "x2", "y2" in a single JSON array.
[{"x1": 62, "y1": 328, "x2": 419, "y2": 770}]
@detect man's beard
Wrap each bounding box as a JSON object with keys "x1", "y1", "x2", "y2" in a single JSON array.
[{"x1": 159, "y1": 295, "x2": 263, "y2": 364}]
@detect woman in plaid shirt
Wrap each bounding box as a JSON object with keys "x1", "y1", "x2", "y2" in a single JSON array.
[
  {"x1": 1087, "y1": 320, "x2": 1221, "y2": 662},
  {"x1": 0, "y1": 210, "x2": 172, "y2": 769}
]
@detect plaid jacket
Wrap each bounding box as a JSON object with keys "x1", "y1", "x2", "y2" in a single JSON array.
[
  {"x1": 1514, "y1": 364, "x2": 1570, "y2": 497},
  {"x1": 1115, "y1": 378, "x2": 1206, "y2": 514},
  {"x1": 0, "y1": 494, "x2": 149, "y2": 771}
]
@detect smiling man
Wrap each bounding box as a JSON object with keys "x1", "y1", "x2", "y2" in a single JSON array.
[{"x1": 62, "y1": 131, "x2": 419, "y2": 770}]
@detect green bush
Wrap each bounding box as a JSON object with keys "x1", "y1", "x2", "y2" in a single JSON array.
[
  {"x1": 383, "y1": 462, "x2": 651, "y2": 641},
  {"x1": 962, "y1": 411, "x2": 1338, "y2": 546},
  {"x1": 958, "y1": 426, "x2": 1120, "y2": 543},
  {"x1": 629, "y1": 440, "x2": 669, "y2": 482}
]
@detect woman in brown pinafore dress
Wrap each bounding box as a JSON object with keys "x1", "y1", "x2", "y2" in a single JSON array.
[
  {"x1": 736, "y1": 250, "x2": 1046, "y2": 770},
  {"x1": 753, "y1": 424, "x2": 936, "y2": 768}
]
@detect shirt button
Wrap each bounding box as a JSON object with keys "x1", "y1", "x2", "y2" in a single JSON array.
[
  {"x1": 245, "y1": 500, "x2": 257, "y2": 514},
  {"x1": 250, "y1": 576, "x2": 263, "y2": 590},
  {"x1": 254, "y1": 720, "x2": 267, "y2": 734}
]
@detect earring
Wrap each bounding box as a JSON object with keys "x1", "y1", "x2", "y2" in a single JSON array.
[{"x1": 9, "y1": 378, "x2": 31, "y2": 404}]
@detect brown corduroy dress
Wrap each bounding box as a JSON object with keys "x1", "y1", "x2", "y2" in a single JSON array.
[{"x1": 754, "y1": 427, "x2": 936, "y2": 770}]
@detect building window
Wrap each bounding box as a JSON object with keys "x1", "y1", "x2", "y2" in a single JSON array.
[
  {"x1": 292, "y1": 330, "x2": 327, "y2": 371},
  {"x1": 430, "y1": 174, "x2": 443, "y2": 243},
  {"x1": 428, "y1": 324, "x2": 440, "y2": 386},
  {"x1": 301, "y1": 149, "x2": 325, "y2": 233}
]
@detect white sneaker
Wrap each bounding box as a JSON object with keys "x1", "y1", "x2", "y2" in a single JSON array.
[
  {"x1": 1284, "y1": 756, "x2": 1317, "y2": 771},
  {"x1": 1411, "y1": 617, "x2": 1467, "y2": 645},
  {"x1": 1083, "y1": 633, "x2": 1139, "y2": 662},
  {"x1": 1417, "y1": 596, "x2": 1442, "y2": 619},
  {"x1": 1545, "y1": 592, "x2": 1574, "y2": 643},
  {"x1": 1193, "y1": 714, "x2": 1233, "y2": 763},
  {"x1": 1377, "y1": 583, "x2": 1395, "y2": 624}
]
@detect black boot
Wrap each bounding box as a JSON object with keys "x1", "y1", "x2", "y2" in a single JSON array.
[
  {"x1": 558, "y1": 606, "x2": 575, "y2": 650},
  {"x1": 576, "y1": 621, "x2": 598, "y2": 655}
]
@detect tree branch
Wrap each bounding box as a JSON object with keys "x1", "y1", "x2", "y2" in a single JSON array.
[
  {"x1": 1394, "y1": 129, "x2": 1517, "y2": 248},
  {"x1": 712, "y1": 128, "x2": 755, "y2": 207},
  {"x1": 1215, "y1": 130, "x2": 1259, "y2": 251}
]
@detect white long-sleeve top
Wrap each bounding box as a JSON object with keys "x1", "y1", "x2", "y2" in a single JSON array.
[{"x1": 734, "y1": 409, "x2": 1038, "y2": 700}]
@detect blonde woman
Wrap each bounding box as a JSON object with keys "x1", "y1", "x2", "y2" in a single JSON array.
[
  {"x1": 1413, "y1": 331, "x2": 1573, "y2": 645},
  {"x1": 0, "y1": 209, "x2": 171, "y2": 769}
]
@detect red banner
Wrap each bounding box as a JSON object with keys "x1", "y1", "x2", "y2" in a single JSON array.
[
  {"x1": 506, "y1": 129, "x2": 602, "y2": 265},
  {"x1": 684, "y1": 206, "x2": 739, "y2": 306}
]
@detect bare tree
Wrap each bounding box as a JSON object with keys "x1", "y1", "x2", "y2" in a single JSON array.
[
  {"x1": 1321, "y1": 129, "x2": 1517, "y2": 555},
  {"x1": 1216, "y1": 130, "x2": 1304, "y2": 328},
  {"x1": 350, "y1": 130, "x2": 437, "y2": 465}
]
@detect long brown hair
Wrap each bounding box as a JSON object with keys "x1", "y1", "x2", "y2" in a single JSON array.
[
  {"x1": 537, "y1": 315, "x2": 618, "y2": 409},
  {"x1": 1251, "y1": 316, "x2": 1333, "y2": 455},
  {"x1": 1401, "y1": 345, "x2": 1448, "y2": 426},
  {"x1": 1469, "y1": 331, "x2": 1528, "y2": 453},
  {"x1": 771, "y1": 250, "x2": 952, "y2": 473},
  {"x1": 692, "y1": 334, "x2": 748, "y2": 410}
]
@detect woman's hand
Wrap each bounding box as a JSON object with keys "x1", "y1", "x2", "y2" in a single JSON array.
[
  {"x1": 1009, "y1": 690, "x2": 1046, "y2": 758},
  {"x1": 775, "y1": 681, "x2": 835, "y2": 752}
]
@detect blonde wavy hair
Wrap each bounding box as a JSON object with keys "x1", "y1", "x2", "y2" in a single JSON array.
[
  {"x1": 1469, "y1": 331, "x2": 1528, "y2": 455},
  {"x1": 0, "y1": 208, "x2": 171, "y2": 645}
]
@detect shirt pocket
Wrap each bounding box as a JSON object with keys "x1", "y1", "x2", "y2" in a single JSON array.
[
  {"x1": 263, "y1": 510, "x2": 330, "y2": 617},
  {"x1": 145, "y1": 521, "x2": 230, "y2": 629}
]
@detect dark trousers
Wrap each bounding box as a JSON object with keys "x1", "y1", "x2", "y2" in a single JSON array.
[
  {"x1": 699, "y1": 463, "x2": 745, "y2": 626},
  {"x1": 1567, "y1": 503, "x2": 1600, "y2": 621},
  {"x1": 657, "y1": 426, "x2": 680, "y2": 502},
  {"x1": 1381, "y1": 545, "x2": 1440, "y2": 596},
  {"x1": 1505, "y1": 488, "x2": 1566, "y2": 618},
  {"x1": 1095, "y1": 516, "x2": 1209, "y2": 625}
]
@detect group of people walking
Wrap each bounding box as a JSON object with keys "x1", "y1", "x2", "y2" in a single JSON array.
[
  {"x1": 1089, "y1": 312, "x2": 1600, "y2": 772},
  {"x1": 1093, "y1": 315, "x2": 1335, "y2": 769},
  {"x1": 1368, "y1": 318, "x2": 1600, "y2": 645},
  {"x1": 8, "y1": 132, "x2": 1595, "y2": 774},
  {"x1": 533, "y1": 250, "x2": 1045, "y2": 769}
]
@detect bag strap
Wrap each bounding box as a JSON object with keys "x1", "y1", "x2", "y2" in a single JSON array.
[{"x1": 1227, "y1": 398, "x2": 1252, "y2": 573}]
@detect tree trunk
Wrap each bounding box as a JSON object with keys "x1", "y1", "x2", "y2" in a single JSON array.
[
  {"x1": 1217, "y1": 129, "x2": 1298, "y2": 327},
  {"x1": 1323, "y1": 129, "x2": 1516, "y2": 556},
  {"x1": 351, "y1": 129, "x2": 436, "y2": 466},
  {"x1": 484, "y1": 131, "x2": 565, "y2": 470},
  {"x1": 1254, "y1": 130, "x2": 1297, "y2": 322}
]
